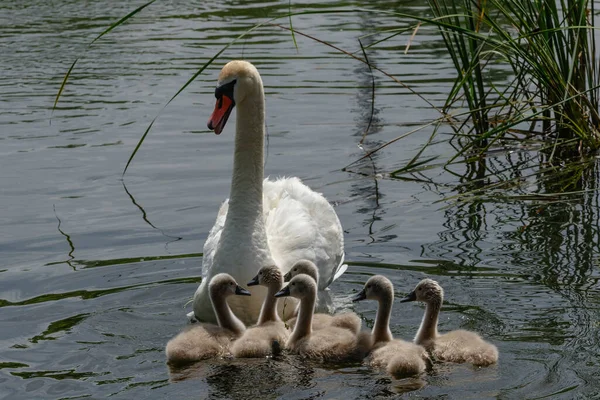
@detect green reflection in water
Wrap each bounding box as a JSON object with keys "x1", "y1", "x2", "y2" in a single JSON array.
[
  {"x1": 29, "y1": 313, "x2": 90, "y2": 344},
  {"x1": 0, "y1": 362, "x2": 29, "y2": 370},
  {"x1": 0, "y1": 277, "x2": 199, "y2": 309},
  {"x1": 11, "y1": 369, "x2": 107, "y2": 380},
  {"x1": 45, "y1": 253, "x2": 202, "y2": 269}
]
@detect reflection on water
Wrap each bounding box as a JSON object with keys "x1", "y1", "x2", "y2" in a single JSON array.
[{"x1": 1, "y1": 0, "x2": 599, "y2": 398}]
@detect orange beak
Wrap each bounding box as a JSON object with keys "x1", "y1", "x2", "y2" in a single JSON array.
[{"x1": 207, "y1": 95, "x2": 235, "y2": 135}]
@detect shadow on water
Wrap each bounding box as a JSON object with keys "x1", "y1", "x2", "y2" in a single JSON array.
[{"x1": 167, "y1": 356, "x2": 425, "y2": 399}]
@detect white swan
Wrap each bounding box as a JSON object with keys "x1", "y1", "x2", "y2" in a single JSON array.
[
  {"x1": 275, "y1": 274, "x2": 370, "y2": 362},
  {"x1": 352, "y1": 275, "x2": 430, "y2": 377},
  {"x1": 190, "y1": 60, "x2": 346, "y2": 325},
  {"x1": 401, "y1": 278, "x2": 498, "y2": 367},
  {"x1": 284, "y1": 259, "x2": 361, "y2": 334},
  {"x1": 165, "y1": 273, "x2": 250, "y2": 365},
  {"x1": 230, "y1": 264, "x2": 290, "y2": 358}
]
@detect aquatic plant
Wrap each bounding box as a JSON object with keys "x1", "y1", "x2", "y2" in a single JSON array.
[
  {"x1": 411, "y1": 0, "x2": 600, "y2": 160},
  {"x1": 53, "y1": 0, "x2": 600, "y2": 179}
]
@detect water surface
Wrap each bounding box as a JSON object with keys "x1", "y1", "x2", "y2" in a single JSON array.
[{"x1": 1, "y1": 0, "x2": 599, "y2": 398}]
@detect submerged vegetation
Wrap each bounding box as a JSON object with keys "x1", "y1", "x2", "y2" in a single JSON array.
[{"x1": 54, "y1": 0, "x2": 600, "y2": 199}]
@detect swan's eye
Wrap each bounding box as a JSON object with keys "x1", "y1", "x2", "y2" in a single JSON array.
[{"x1": 217, "y1": 97, "x2": 223, "y2": 109}]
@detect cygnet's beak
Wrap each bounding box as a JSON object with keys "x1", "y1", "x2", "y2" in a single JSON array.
[
  {"x1": 274, "y1": 285, "x2": 290, "y2": 298},
  {"x1": 235, "y1": 285, "x2": 251, "y2": 296},
  {"x1": 400, "y1": 290, "x2": 416, "y2": 303},
  {"x1": 283, "y1": 271, "x2": 292, "y2": 282},
  {"x1": 351, "y1": 289, "x2": 366, "y2": 302},
  {"x1": 247, "y1": 275, "x2": 259, "y2": 286}
]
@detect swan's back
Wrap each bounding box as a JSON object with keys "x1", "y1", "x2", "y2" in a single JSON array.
[
  {"x1": 263, "y1": 177, "x2": 345, "y2": 288},
  {"x1": 433, "y1": 329, "x2": 498, "y2": 366},
  {"x1": 195, "y1": 177, "x2": 345, "y2": 323}
]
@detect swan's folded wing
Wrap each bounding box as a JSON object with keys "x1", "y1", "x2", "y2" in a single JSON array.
[
  {"x1": 201, "y1": 199, "x2": 229, "y2": 278},
  {"x1": 263, "y1": 177, "x2": 345, "y2": 288},
  {"x1": 328, "y1": 254, "x2": 347, "y2": 287}
]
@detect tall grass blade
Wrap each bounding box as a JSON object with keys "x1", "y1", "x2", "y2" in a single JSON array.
[{"x1": 288, "y1": 0, "x2": 299, "y2": 51}]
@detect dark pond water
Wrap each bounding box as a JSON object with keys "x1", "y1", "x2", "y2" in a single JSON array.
[{"x1": 1, "y1": 0, "x2": 599, "y2": 398}]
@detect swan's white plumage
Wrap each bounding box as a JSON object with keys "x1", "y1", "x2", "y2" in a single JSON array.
[
  {"x1": 263, "y1": 177, "x2": 345, "y2": 290},
  {"x1": 190, "y1": 61, "x2": 345, "y2": 325},
  {"x1": 202, "y1": 177, "x2": 344, "y2": 289}
]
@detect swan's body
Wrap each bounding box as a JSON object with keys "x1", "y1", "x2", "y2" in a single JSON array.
[
  {"x1": 401, "y1": 278, "x2": 498, "y2": 367},
  {"x1": 231, "y1": 265, "x2": 290, "y2": 358},
  {"x1": 275, "y1": 274, "x2": 369, "y2": 362},
  {"x1": 191, "y1": 60, "x2": 346, "y2": 325},
  {"x1": 284, "y1": 259, "x2": 360, "y2": 334},
  {"x1": 352, "y1": 275, "x2": 430, "y2": 377},
  {"x1": 166, "y1": 274, "x2": 250, "y2": 365}
]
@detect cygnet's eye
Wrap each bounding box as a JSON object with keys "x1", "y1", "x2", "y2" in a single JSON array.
[
  {"x1": 293, "y1": 268, "x2": 297, "y2": 272},
  {"x1": 417, "y1": 287, "x2": 422, "y2": 291},
  {"x1": 292, "y1": 283, "x2": 296, "y2": 286},
  {"x1": 366, "y1": 284, "x2": 371, "y2": 289},
  {"x1": 259, "y1": 271, "x2": 263, "y2": 275}
]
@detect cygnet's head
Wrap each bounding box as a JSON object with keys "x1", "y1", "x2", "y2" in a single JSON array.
[
  {"x1": 283, "y1": 259, "x2": 319, "y2": 283},
  {"x1": 274, "y1": 274, "x2": 316, "y2": 300},
  {"x1": 351, "y1": 275, "x2": 394, "y2": 303},
  {"x1": 400, "y1": 278, "x2": 444, "y2": 304},
  {"x1": 209, "y1": 273, "x2": 252, "y2": 298},
  {"x1": 247, "y1": 264, "x2": 283, "y2": 288},
  {"x1": 207, "y1": 60, "x2": 263, "y2": 134}
]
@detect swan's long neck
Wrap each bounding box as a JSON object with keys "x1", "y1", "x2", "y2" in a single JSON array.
[
  {"x1": 415, "y1": 298, "x2": 441, "y2": 344},
  {"x1": 290, "y1": 292, "x2": 315, "y2": 342},
  {"x1": 258, "y1": 280, "x2": 282, "y2": 325},
  {"x1": 372, "y1": 294, "x2": 393, "y2": 343},
  {"x1": 224, "y1": 92, "x2": 266, "y2": 233},
  {"x1": 212, "y1": 294, "x2": 246, "y2": 336}
]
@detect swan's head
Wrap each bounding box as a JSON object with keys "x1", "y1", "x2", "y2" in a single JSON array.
[
  {"x1": 207, "y1": 60, "x2": 263, "y2": 135},
  {"x1": 274, "y1": 274, "x2": 316, "y2": 300},
  {"x1": 400, "y1": 278, "x2": 444, "y2": 304},
  {"x1": 283, "y1": 259, "x2": 319, "y2": 283},
  {"x1": 209, "y1": 273, "x2": 252, "y2": 298},
  {"x1": 248, "y1": 264, "x2": 283, "y2": 288},
  {"x1": 351, "y1": 275, "x2": 393, "y2": 303}
]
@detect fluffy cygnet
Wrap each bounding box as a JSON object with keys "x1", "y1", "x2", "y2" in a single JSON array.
[
  {"x1": 230, "y1": 264, "x2": 290, "y2": 357},
  {"x1": 352, "y1": 275, "x2": 430, "y2": 377},
  {"x1": 401, "y1": 278, "x2": 498, "y2": 367},
  {"x1": 165, "y1": 273, "x2": 250, "y2": 365},
  {"x1": 284, "y1": 259, "x2": 361, "y2": 334},
  {"x1": 276, "y1": 274, "x2": 369, "y2": 362}
]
